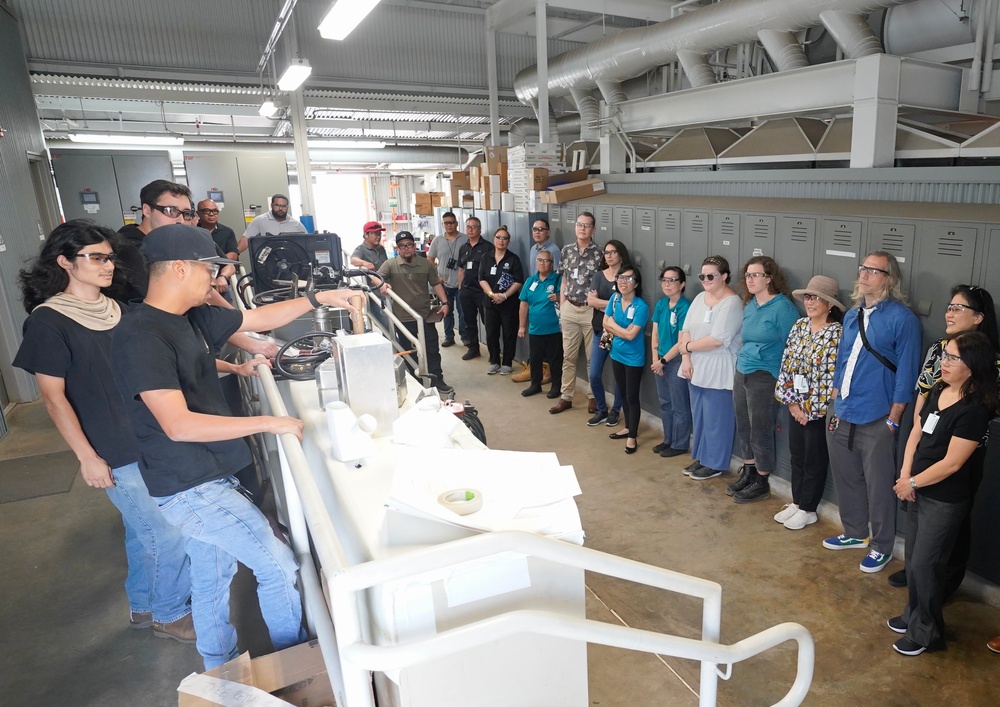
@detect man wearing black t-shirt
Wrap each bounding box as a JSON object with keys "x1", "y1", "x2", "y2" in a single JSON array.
[
  {"x1": 113, "y1": 224, "x2": 357, "y2": 669},
  {"x1": 456, "y1": 216, "x2": 493, "y2": 360}
]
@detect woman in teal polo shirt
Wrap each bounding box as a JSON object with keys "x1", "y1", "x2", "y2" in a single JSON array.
[
  {"x1": 518, "y1": 250, "x2": 563, "y2": 398},
  {"x1": 604, "y1": 265, "x2": 649, "y2": 454}
]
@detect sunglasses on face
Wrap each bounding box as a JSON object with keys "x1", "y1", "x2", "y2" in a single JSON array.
[
  {"x1": 659, "y1": 277, "x2": 680, "y2": 284},
  {"x1": 532, "y1": 227, "x2": 549, "y2": 232},
  {"x1": 150, "y1": 204, "x2": 197, "y2": 221},
  {"x1": 698, "y1": 273, "x2": 719, "y2": 281},
  {"x1": 198, "y1": 209, "x2": 219, "y2": 215}
]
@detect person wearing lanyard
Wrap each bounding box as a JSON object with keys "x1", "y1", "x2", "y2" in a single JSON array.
[
  {"x1": 479, "y1": 226, "x2": 524, "y2": 375},
  {"x1": 650, "y1": 266, "x2": 692, "y2": 458},
  {"x1": 426, "y1": 212, "x2": 468, "y2": 347},
  {"x1": 518, "y1": 250, "x2": 563, "y2": 398},
  {"x1": 457, "y1": 216, "x2": 493, "y2": 361},
  {"x1": 604, "y1": 266, "x2": 649, "y2": 453},
  {"x1": 586, "y1": 240, "x2": 629, "y2": 428}
]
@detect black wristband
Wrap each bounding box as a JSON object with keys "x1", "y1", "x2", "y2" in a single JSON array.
[{"x1": 306, "y1": 290, "x2": 321, "y2": 309}]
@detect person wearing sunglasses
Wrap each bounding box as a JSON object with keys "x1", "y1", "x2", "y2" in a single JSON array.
[
  {"x1": 677, "y1": 256, "x2": 743, "y2": 480},
  {"x1": 196, "y1": 199, "x2": 239, "y2": 299},
  {"x1": 236, "y1": 193, "x2": 306, "y2": 254},
  {"x1": 649, "y1": 266, "x2": 692, "y2": 458},
  {"x1": 886, "y1": 284, "x2": 999, "y2": 595},
  {"x1": 822, "y1": 251, "x2": 922, "y2": 575},
  {"x1": 727, "y1": 256, "x2": 799, "y2": 505},
  {"x1": 585, "y1": 239, "x2": 630, "y2": 428},
  {"x1": 887, "y1": 331, "x2": 997, "y2": 656},
  {"x1": 528, "y1": 218, "x2": 560, "y2": 276},
  {"x1": 479, "y1": 226, "x2": 524, "y2": 375},
  {"x1": 13, "y1": 221, "x2": 195, "y2": 644},
  {"x1": 603, "y1": 266, "x2": 649, "y2": 454}
]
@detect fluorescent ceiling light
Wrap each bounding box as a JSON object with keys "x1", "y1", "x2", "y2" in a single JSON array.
[
  {"x1": 277, "y1": 59, "x2": 312, "y2": 92},
  {"x1": 307, "y1": 140, "x2": 387, "y2": 149},
  {"x1": 319, "y1": 0, "x2": 382, "y2": 41},
  {"x1": 68, "y1": 134, "x2": 184, "y2": 146},
  {"x1": 259, "y1": 100, "x2": 279, "y2": 118}
]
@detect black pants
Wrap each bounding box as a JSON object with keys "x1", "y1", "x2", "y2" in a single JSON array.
[
  {"x1": 397, "y1": 319, "x2": 443, "y2": 383},
  {"x1": 788, "y1": 417, "x2": 829, "y2": 512},
  {"x1": 529, "y1": 332, "x2": 563, "y2": 391},
  {"x1": 459, "y1": 289, "x2": 484, "y2": 347},
  {"x1": 484, "y1": 300, "x2": 518, "y2": 366},
  {"x1": 611, "y1": 359, "x2": 643, "y2": 437}
]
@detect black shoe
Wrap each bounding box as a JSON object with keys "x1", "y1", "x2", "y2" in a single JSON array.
[
  {"x1": 887, "y1": 569, "x2": 908, "y2": 588},
  {"x1": 605, "y1": 409, "x2": 621, "y2": 427},
  {"x1": 462, "y1": 347, "x2": 481, "y2": 361},
  {"x1": 660, "y1": 447, "x2": 687, "y2": 458},
  {"x1": 892, "y1": 637, "x2": 928, "y2": 656},
  {"x1": 733, "y1": 474, "x2": 771, "y2": 504},
  {"x1": 725, "y1": 464, "x2": 756, "y2": 497},
  {"x1": 587, "y1": 410, "x2": 608, "y2": 426},
  {"x1": 887, "y1": 616, "x2": 908, "y2": 634},
  {"x1": 436, "y1": 380, "x2": 454, "y2": 394},
  {"x1": 624, "y1": 441, "x2": 638, "y2": 455},
  {"x1": 682, "y1": 461, "x2": 704, "y2": 476},
  {"x1": 652, "y1": 442, "x2": 669, "y2": 454},
  {"x1": 521, "y1": 386, "x2": 542, "y2": 397},
  {"x1": 546, "y1": 389, "x2": 561, "y2": 399},
  {"x1": 441, "y1": 338, "x2": 456, "y2": 348}
]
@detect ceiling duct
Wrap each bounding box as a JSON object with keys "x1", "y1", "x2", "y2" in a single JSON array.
[
  {"x1": 508, "y1": 115, "x2": 582, "y2": 144},
  {"x1": 513, "y1": 0, "x2": 917, "y2": 106}
]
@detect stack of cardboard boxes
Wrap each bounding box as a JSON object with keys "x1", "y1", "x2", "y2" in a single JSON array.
[
  {"x1": 411, "y1": 191, "x2": 445, "y2": 216},
  {"x1": 470, "y1": 145, "x2": 510, "y2": 211},
  {"x1": 509, "y1": 143, "x2": 565, "y2": 212}
]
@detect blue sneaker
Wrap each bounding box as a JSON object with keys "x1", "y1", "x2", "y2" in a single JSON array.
[
  {"x1": 822, "y1": 534, "x2": 870, "y2": 551},
  {"x1": 860, "y1": 550, "x2": 892, "y2": 573}
]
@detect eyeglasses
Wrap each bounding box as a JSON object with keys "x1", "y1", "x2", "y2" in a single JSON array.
[
  {"x1": 150, "y1": 203, "x2": 197, "y2": 221},
  {"x1": 698, "y1": 273, "x2": 718, "y2": 281},
  {"x1": 604, "y1": 249, "x2": 618, "y2": 255},
  {"x1": 941, "y1": 350, "x2": 964, "y2": 364},
  {"x1": 397, "y1": 242, "x2": 416, "y2": 248},
  {"x1": 193, "y1": 261, "x2": 222, "y2": 278},
  {"x1": 74, "y1": 252, "x2": 117, "y2": 264},
  {"x1": 442, "y1": 220, "x2": 457, "y2": 226},
  {"x1": 467, "y1": 224, "x2": 481, "y2": 230},
  {"x1": 616, "y1": 275, "x2": 636, "y2": 283},
  {"x1": 197, "y1": 208, "x2": 219, "y2": 215},
  {"x1": 531, "y1": 227, "x2": 549, "y2": 232},
  {"x1": 946, "y1": 303, "x2": 979, "y2": 313},
  {"x1": 858, "y1": 264, "x2": 890, "y2": 277},
  {"x1": 802, "y1": 293, "x2": 822, "y2": 302},
  {"x1": 536, "y1": 257, "x2": 552, "y2": 263},
  {"x1": 575, "y1": 221, "x2": 595, "y2": 228},
  {"x1": 745, "y1": 272, "x2": 768, "y2": 279},
  {"x1": 659, "y1": 277, "x2": 681, "y2": 284},
  {"x1": 495, "y1": 235, "x2": 510, "y2": 241}
]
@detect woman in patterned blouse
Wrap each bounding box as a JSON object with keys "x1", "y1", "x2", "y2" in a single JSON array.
[{"x1": 774, "y1": 275, "x2": 845, "y2": 530}]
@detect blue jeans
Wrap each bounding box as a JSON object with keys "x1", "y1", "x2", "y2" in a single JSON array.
[
  {"x1": 589, "y1": 334, "x2": 622, "y2": 413},
  {"x1": 443, "y1": 285, "x2": 467, "y2": 343},
  {"x1": 653, "y1": 358, "x2": 691, "y2": 450},
  {"x1": 105, "y1": 462, "x2": 190, "y2": 622},
  {"x1": 156, "y1": 476, "x2": 305, "y2": 669}
]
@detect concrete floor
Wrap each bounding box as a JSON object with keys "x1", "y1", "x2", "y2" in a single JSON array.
[{"x1": 2, "y1": 338, "x2": 1000, "y2": 706}]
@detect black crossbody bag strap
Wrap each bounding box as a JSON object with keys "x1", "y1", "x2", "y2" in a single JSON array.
[{"x1": 857, "y1": 309, "x2": 897, "y2": 373}]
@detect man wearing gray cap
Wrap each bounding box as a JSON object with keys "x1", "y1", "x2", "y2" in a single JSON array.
[{"x1": 113, "y1": 224, "x2": 356, "y2": 670}]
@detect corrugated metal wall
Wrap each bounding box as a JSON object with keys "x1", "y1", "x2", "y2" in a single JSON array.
[
  {"x1": 0, "y1": 6, "x2": 52, "y2": 410},
  {"x1": 607, "y1": 168, "x2": 1000, "y2": 204}
]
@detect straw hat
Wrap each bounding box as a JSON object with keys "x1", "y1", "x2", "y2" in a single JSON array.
[{"x1": 792, "y1": 275, "x2": 845, "y2": 310}]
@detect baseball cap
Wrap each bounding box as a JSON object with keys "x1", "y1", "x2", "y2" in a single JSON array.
[
  {"x1": 141, "y1": 224, "x2": 239, "y2": 267},
  {"x1": 363, "y1": 221, "x2": 385, "y2": 234},
  {"x1": 395, "y1": 231, "x2": 415, "y2": 244}
]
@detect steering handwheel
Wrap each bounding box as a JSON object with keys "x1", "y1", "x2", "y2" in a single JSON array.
[{"x1": 274, "y1": 331, "x2": 339, "y2": 381}]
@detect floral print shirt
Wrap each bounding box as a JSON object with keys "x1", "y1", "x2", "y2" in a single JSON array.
[{"x1": 775, "y1": 317, "x2": 842, "y2": 420}]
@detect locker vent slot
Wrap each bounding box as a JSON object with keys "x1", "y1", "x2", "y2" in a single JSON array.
[
  {"x1": 639, "y1": 212, "x2": 654, "y2": 229},
  {"x1": 937, "y1": 237, "x2": 966, "y2": 257},
  {"x1": 617, "y1": 212, "x2": 632, "y2": 227},
  {"x1": 661, "y1": 213, "x2": 680, "y2": 230},
  {"x1": 719, "y1": 219, "x2": 738, "y2": 238},
  {"x1": 790, "y1": 225, "x2": 811, "y2": 242},
  {"x1": 688, "y1": 216, "x2": 707, "y2": 235},
  {"x1": 752, "y1": 222, "x2": 772, "y2": 239},
  {"x1": 831, "y1": 229, "x2": 855, "y2": 247},
  {"x1": 880, "y1": 234, "x2": 905, "y2": 254}
]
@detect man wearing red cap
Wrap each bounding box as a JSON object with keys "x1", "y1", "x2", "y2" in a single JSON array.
[{"x1": 351, "y1": 221, "x2": 389, "y2": 271}]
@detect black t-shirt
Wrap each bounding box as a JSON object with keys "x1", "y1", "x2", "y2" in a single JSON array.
[
  {"x1": 111, "y1": 224, "x2": 148, "y2": 302},
  {"x1": 458, "y1": 239, "x2": 494, "y2": 292},
  {"x1": 913, "y1": 385, "x2": 990, "y2": 503},
  {"x1": 477, "y1": 250, "x2": 524, "y2": 309},
  {"x1": 209, "y1": 223, "x2": 238, "y2": 256},
  {"x1": 13, "y1": 305, "x2": 139, "y2": 469},
  {"x1": 589, "y1": 270, "x2": 618, "y2": 334},
  {"x1": 112, "y1": 303, "x2": 248, "y2": 497}
]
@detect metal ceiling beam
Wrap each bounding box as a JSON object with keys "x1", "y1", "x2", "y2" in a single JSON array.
[{"x1": 488, "y1": 0, "x2": 682, "y2": 31}]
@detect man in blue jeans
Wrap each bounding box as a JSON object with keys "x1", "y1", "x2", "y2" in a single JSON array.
[
  {"x1": 113, "y1": 224, "x2": 357, "y2": 669},
  {"x1": 427, "y1": 211, "x2": 468, "y2": 347}
]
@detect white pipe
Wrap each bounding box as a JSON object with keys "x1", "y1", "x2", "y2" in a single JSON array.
[
  {"x1": 513, "y1": 0, "x2": 917, "y2": 104},
  {"x1": 819, "y1": 9, "x2": 885, "y2": 57},
  {"x1": 677, "y1": 49, "x2": 718, "y2": 87},
  {"x1": 982, "y1": 0, "x2": 999, "y2": 91},
  {"x1": 570, "y1": 87, "x2": 601, "y2": 139},
  {"x1": 536, "y1": 0, "x2": 550, "y2": 143},
  {"x1": 757, "y1": 29, "x2": 810, "y2": 71},
  {"x1": 596, "y1": 79, "x2": 629, "y2": 104},
  {"x1": 970, "y1": 0, "x2": 991, "y2": 91}
]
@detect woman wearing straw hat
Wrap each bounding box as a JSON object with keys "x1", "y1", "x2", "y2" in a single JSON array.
[{"x1": 773, "y1": 275, "x2": 845, "y2": 530}]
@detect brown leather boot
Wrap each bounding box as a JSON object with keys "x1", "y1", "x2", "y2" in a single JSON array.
[
  {"x1": 541, "y1": 362, "x2": 551, "y2": 385},
  {"x1": 129, "y1": 611, "x2": 153, "y2": 630},
  {"x1": 153, "y1": 612, "x2": 197, "y2": 643},
  {"x1": 988, "y1": 635, "x2": 1000, "y2": 654},
  {"x1": 510, "y1": 362, "x2": 531, "y2": 382}
]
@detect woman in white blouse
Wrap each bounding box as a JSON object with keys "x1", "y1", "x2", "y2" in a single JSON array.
[{"x1": 678, "y1": 256, "x2": 743, "y2": 480}]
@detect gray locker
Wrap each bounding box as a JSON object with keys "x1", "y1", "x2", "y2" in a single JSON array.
[
  {"x1": 562, "y1": 203, "x2": 579, "y2": 248},
  {"x1": 775, "y1": 216, "x2": 817, "y2": 294},
  {"x1": 548, "y1": 204, "x2": 563, "y2": 246},
  {"x1": 655, "y1": 208, "x2": 682, "y2": 276},
  {"x1": 819, "y1": 218, "x2": 866, "y2": 307},
  {"x1": 710, "y1": 211, "x2": 742, "y2": 273},
  {"x1": 682, "y1": 209, "x2": 710, "y2": 295},
  {"x1": 634, "y1": 207, "x2": 658, "y2": 310},
  {"x1": 869, "y1": 220, "x2": 916, "y2": 294},
  {"x1": 594, "y1": 204, "x2": 614, "y2": 245},
  {"x1": 743, "y1": 214, "x2": 776, "y2": 262},
  {"x1": 112, "y1": 153, "x2": 172, "y2": 214},
  {"x1": 51, "y1": 153, "x2": 125, "y2": 230},
  {"x1": 912, "y1": 222, "x2": 980, "y2": 342},
  {"x1": 480, "y1": 209, "x2": 500, "y2": 239},
  {"x1": 613, "y1": 205, "x2": 635, "y2": 258}
]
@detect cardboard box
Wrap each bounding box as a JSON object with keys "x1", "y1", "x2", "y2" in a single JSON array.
[
  {"x1": 486, "y1": 145, "x2": 508, "y2": 174},
  {"x1": 458, "y1": 189, "x2": 476, "y2": 208},
  {"x1": 412, "y1": 193, "x2": 433, "y2": 216},
  {"x1": 177, "y1": 640, "x2": 332, "y2": 707},
  {"x1": 540, "y1": 178, "x2": 605, "y2": 204},
  {"x1": 447, "y1": 171, "x2": 471, "y2": 189},
  {"x1": 470, "y1": 166, "x2": 480, "y2": 186},
  {"x1": 500, "y1": 192, "x2": 516, "y2": 211}
]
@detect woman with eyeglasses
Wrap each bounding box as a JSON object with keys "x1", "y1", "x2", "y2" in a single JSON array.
[
  {"x1": 603, "y1": 265, "x2": 649, "y2": 453},
  {"x1": 478, "y1": 226, "x2": 524, "y2": 375},
  {"x1": 887, "y1": 331, "x2": 998, "y2": 656},
  {"x1": 774, "y1": 276, "x2": 844, "y2": 530},
  {"x1": 586, "y1": 239, "x2": 630, "y2": 428},
  {"x1": 886, "y1": 285, "x2": 999, "y2": 597},
  {"x1": 678, "y1": 256, "x2": 743, "y2": 479},
  {"x1": 649, "y1": 266, "x2": 692, "y2": 457},
  {"x1": 727, "y1": 256, "x2": 799, "y2": 504},
  {"x1": 12, "y1": 221, "x2": 195, "y2": 641}
]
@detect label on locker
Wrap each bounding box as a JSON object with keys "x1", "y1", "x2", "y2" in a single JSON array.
[{"x1": 825, "y1": 250, "x2": 856, "y2": 258}]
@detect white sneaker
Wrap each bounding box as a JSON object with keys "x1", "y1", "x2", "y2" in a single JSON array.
[
  {"x1": 773, "y1": 503, "x2": 799, "y2": 523},
  {"x1": 783, "y1": 509, "x2": 817, "y2": 530}
]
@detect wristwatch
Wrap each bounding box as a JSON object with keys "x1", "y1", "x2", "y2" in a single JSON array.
[
  {"x1": 909, "y1": 477, "x2": 917, "y2": 490},
  {"x1": 659, "y1": 356, "x2": 667, "y2": 366}
]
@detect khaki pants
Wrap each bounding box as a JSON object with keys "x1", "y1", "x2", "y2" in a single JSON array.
[{"x1": 559, "y1": 302, "x2": 594, "y2": 402}]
